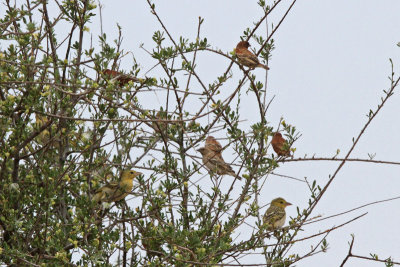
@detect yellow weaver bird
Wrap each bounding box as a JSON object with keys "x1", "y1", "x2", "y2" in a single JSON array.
[
  {"x1": 263, "y1": 197, "x2": 292, "y2": 230},
  {"x1": 92, "y1": 170, "x2": 142, "y2": 203}
]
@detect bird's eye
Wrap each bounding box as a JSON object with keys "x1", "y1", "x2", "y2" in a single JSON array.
[{"x1": 131, "y1": 171, "x2": 134, "y2": 174}]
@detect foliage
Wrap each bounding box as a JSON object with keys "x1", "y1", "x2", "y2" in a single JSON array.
[{"x1": 0, "y1": 0, "x2": 398, "y2": 266}]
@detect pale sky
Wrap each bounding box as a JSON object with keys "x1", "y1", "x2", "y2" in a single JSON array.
[
  {"x1": 14, "y1": 0, "x2": 398, "y2": 265},
  {"x1": 94, "y1": 0, "x2": 400, "y2": 266}
]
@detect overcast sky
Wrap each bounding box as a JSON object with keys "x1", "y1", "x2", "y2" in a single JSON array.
[{"x1": 57, "y1": 0, "x2": 400, "y2": 265}]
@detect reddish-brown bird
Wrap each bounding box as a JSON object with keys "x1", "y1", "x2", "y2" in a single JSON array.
[
  {"x1": 197, "y1": 136, "x2": 239, "y2": 179},
  {"x1": 271, "y1": 132, "x2": 291, "y2": 157},
  {"x1": 235, "y1": 41, "x2": 269, "y2": 70},
  {"x1": 103, "y1": 69, "x2": 139, "y2": 86}
]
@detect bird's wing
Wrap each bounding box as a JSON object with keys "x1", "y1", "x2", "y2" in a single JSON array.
[
  {"x1": 204, "y1": 155, "x2": 237, "y2": 177},
  {"x1": 271, "y1": 136, "x2": 291, "y2": 156},
  {"x1": 93, "y1": 182, "x2": 120, "y2": 202},
  {"x1": 205, "y1": 150, "x2": 223, "y2": 161},
  {"x1": 204, "y1": 156, "x2": 223, "y2": 167},
  {"x1": 92, "y1": 190, "x2": 104, "y2": 203},
  {"x1": 263, "y1": 206, "x2": 285, "y2": 225},
  {"x1": 96, "y1": 182, "x2": 119, "y2": 192},
  {"x1": 204, "y1": 152, "x2": 227, "y2": 165},
  {"x1": 237, "y1": 49, "x2": 260, "y2": 65}
]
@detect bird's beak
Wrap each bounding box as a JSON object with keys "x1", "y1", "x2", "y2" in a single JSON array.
[
  {"x1": 136, "y1": 172, "x2": 143, "y2": 176},
  {"x1": 285, "y1": 202, "x2": 292, "y2": 206}
]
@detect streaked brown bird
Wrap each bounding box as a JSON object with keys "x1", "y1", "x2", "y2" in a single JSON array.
[
  {"x1": 263, "y1": 197, "x2": 292, "y2": 230},
  {"x1": 271, "y1": 132, "x2": 291, "y2": 157},
  {"x1": 92, "y1": 169, "x2": 142, "y2": 203},
  {"x1": 235, "y1": 41, "x2": 269, "y2": 70},
  {"x1": 205, "y1": 136, "x2": 223, "y2": 156},
  {"x1": 103, "y1": 69, "x2": 139, "y2": 86},
  {"x1": 197, "y1": 136, "x2": 239, "y2": 179}
]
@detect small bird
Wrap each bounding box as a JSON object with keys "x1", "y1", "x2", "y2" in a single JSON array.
[
  {"x1": 235, "y1": 41, "x2": 269, "y2": 70},
  {"x1": 271, "y1": 132, "x2": 291, "y2": 157},
  {"x1": 197, "y1": 136, "x2": 239, "y2": 179},
  {"x1": 103, "y1": 69, "x2": 139, "y2": 86},
  {"x1": 263, "y1": 197, "x2": 292, "y2": 230},
  {"x1": 92, "y1": 169, "x2": 142, "y2": 203}
]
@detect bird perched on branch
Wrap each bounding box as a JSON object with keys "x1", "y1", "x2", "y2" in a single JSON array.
[
  {"x1": 235, "y1": 41, "x2": 269, "y2": 70},
  {"x1": 263, "y1": 197, "x2": 292, "y2": 230},
  {"x1": 103, "y1": 69, "x2": 139, "y2": 86},
  {"x1": 197, "y1": 136, "x2": 239, "y2": 179},
  {"x1": 271, "y1": 132, "x2": 291, "y2": 157},
  {"x1": 92, "y1": 169, "x2": 142, "y2": 203}
]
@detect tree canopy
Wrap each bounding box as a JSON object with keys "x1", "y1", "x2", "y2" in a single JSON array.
[{"x1": 0, "y1": 0, "x2": 399, "y2": 266}]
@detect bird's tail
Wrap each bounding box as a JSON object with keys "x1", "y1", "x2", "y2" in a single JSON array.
[
  {"x1": 257, "y1": 63, "x2": 269, "y2": 70},
  {"x1": 283, "y1": 150, "x2": 292, "y2": 157},
  {"x1": 227, "y1": 166, "x2": 241, "y2": 180}
]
